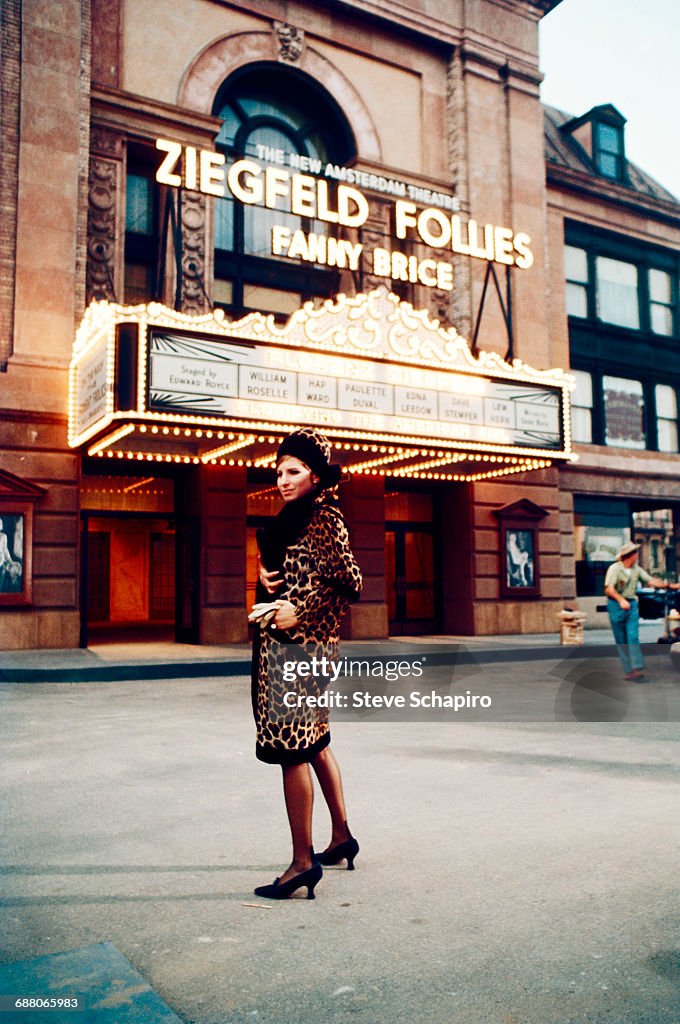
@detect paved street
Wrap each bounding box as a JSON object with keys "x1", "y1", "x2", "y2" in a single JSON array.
[{"x1": 2, "y1": 656, "x2": 680, "y2": 1024}]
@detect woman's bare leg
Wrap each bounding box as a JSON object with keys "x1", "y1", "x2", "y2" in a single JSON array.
[
  {"x1": 278, "y1": 762, "x2": 314, "y2": 884},
  {"x1": 311, "y1": 745, "x2": 351, "y2": 848}
]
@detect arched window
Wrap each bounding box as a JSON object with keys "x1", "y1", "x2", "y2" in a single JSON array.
[{"x1": 212, "y1": 64, "x2": 356, "y2": 319}]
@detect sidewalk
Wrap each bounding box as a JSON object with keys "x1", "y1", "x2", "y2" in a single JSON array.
[
  {"x1": 2, "y1": 670, "x2": 680, "y2": 1024},
  {"x1": 0, "y1": 620, "x2": 673, "y2": 682}
]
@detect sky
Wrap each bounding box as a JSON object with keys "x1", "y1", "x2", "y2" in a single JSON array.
[{"x1": 539, "y1": 0, "x2": 680, "y2": 200}]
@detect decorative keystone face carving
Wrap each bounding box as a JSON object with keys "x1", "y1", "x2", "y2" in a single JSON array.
[{"x1": 274, "y1": 21, "x2": 305, "y2": 64}]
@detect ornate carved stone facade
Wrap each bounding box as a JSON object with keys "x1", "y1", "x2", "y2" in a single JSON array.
[
  {"x1": 86, "y1": 127, "x2": 123, "y2": 304},
  {"x1": 359, "y1": 198, "x2": 396, "y2": 296},
  {"x1": 179, "y1": 190, "x2": 211, "y2": 315},
  {"x1": 444, "y1": 52, "x2": 472, "y2": 339},
  {"x1": 274, "y1": 21, "x2": 305, "y2": 64}
]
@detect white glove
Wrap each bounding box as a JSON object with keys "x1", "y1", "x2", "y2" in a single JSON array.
[{"x1": 248, "y1": 601, "x2": 280, "y2": 626}]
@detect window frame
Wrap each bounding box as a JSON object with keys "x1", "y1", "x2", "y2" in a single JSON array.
[
  {"x1": 124, "y1": 145, "x2": 161, "y2": 305},
  {"x1": 564, "y1": 222, "x2": 679, "y2": 341},
  {"x1": 592, "y1": 118, "x2": 626, "y2": 182},
  {"x1": 211, "y1": 63, "x2": 356, "y2": 321}
]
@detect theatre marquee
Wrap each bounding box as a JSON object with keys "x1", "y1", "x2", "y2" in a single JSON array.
[{"x1": 69, "y1": 289, "x2": 574, "y2": 482}]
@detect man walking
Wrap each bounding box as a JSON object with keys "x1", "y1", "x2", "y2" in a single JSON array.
[{"x1": 604, "y1": 542, "x2": 679, "y2": 680}]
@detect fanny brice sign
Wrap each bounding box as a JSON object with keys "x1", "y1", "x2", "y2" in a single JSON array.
[{"x1": 155, "y1": 139, "x2": 534, "y2": 288}]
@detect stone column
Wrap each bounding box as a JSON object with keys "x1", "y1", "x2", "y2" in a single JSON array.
[
  {"x1": 341, "y1": 475, "x2": 389, "y2": 639},
  {"x1": 86, "y1": 126, "x2": 124, "y2": 304}
]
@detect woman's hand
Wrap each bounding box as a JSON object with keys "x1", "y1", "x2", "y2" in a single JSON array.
[
  {"x1": 272, "y1": 600, "x2": 298, "y2": 630},
  {"x1": 259, "y1": 560, "x2": 284, "y2": 595}
]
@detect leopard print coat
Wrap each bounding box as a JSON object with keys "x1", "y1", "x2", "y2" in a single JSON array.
[{"x1": 252, "y1": 491, "x2": 362, "y2": 765}]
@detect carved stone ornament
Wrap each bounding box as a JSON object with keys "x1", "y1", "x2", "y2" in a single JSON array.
[
  {"x1": 274, "y1": 21, "x2": 305, "y2": 64},
  {"x1": 179, "y1": 191, "x2": 209, "y2": 316},
  {"x1": 86, "y1": 157, "x2": 118, "y2": 303}
]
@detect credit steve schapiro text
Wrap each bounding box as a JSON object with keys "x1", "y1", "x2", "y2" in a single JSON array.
[
  {"x1": 280, "y1": 656, "x2": 492, "y2": 712},
  {"x1": 283, "y1": 690, "x2": 493, "y2": 710}
]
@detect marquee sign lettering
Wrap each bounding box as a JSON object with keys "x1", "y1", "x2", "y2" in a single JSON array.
[{"x1": 155, "y1": 139, "x2": 534, "y2": 289}]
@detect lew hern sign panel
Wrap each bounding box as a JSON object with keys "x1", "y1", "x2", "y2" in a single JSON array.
[{"x1": 147, "y1": 331, "x2": 563, "y2": 450}]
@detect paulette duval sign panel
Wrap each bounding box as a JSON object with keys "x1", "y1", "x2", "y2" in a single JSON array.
[
  {"x1": 155, "y1": 140, "x2": 534, "y2": 288},
  {"x1": 68, "y1": 291, "x2": 574, "y2": 474},
  {"x1": 148, "y1": 331, "x2": 562, "y2": 450}
]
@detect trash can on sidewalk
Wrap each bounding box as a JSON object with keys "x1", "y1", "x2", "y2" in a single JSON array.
[{"x1": 558, "y1": 609, "x2": 587, "y2": 645}]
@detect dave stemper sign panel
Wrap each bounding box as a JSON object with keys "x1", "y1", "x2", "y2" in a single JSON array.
[{"x1": 147, "y1": 331, "x2": 563, "y2": 449}]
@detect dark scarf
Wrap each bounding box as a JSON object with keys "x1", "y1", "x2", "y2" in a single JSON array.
[{"x1": 256, "y1": 489, "x2": 339, "y2": 575}]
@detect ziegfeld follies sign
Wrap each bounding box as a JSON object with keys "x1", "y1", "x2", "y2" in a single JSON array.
[
  {"x1": 69, "y1": 290, "x2": 574, "y2": 479},
  {"x1": 155, "y1": 139, "x2": 534, "y2": 290}
]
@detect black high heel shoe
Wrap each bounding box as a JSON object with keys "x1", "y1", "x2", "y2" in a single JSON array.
[
  {"x1": 254, "y1": 861, "x2": 323, "y2": 900},
  {"x1": 317, "y1": 826, "x2": 360, "y2": 870}
]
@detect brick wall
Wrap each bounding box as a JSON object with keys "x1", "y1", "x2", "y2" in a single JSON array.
[{"x1": 0, "y1": 0, "x2": 21, "y2": 369}]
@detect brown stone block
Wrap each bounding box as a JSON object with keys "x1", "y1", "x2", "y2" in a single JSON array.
[
  {"x1": 359, "y1": 578, "x2": 387, "y2": 603},
  {"x1": 0, "y1": 417, "x2": 69, "y2": 450},
  {"x1": 5, "y1": 317, "x2": 75, "y2": 372},
  {"x1": 474, "y1": 481, "x2": 559, "y2": 509},
  {"x1": 353, "y1": 523, "x2": 385, "y2": 548},
  {"x1": 39, "y1": 484, "x2": 79, "y2": 513},
  {"x1": 519, "y1": 602, "x2": 552, "y2": 634},
  {"x1": 21, "y1": 63, "x2": 80, "y2": 115},
  {"x1": 473, "y1": 506, "x2": 497, "y2": 529},
  {"x1": 473, "y1": 603, "x2": 498, "y2": 635},
  {"x1": 16, "y1": 143, "x2": 78, "y2": 191},
  {"x1": 475, "y1": 529, "x2": 499, "y2": 553},
  {"x1": 343, "y1": 495, "x2": 385, "y2": 522},
  {"x1": 37, "y1": 610, "x2": 80, "y2": 648},
  {"x1": 24, "y1": 24, "x2": 80, "y2": 73},
  {"x1": 15, "y1": 268, "x2": 77, "y2": 318},
  {"x1": 13, "y1": 226, "x2": 75, "y2": 273},
  {"x1": 355, "y1": 548, "x2": 385, "y2": 575},
  {"x1": 26, "y1": 0, "x2": 81, "y2": 37},
  {"x1": 0, "y1": 610, "x2": 38, "y2": 650},
  {"x1": 474, "y1": 553, "x2": 499, "y2": 577},
  {"x1": 540, "y1": 579, "x2": 562, "y2": 600},
  {"x1": 475, "y1": 578, "x2": 499, "y2": 600},
  {"x1": 16, "y1": 181, "x2": 77, "y2": 234},
  {"x1": 560, "y1": 512, "x2": 574, "y2": 534},
  {"x1": 204, "y1": 519, "x2": 246, "y2": 548},
  {"x1": 32, "y1": 578, "x2": 77, "y2": 608},
  {"x1": 204, "y1": 577, "x2": 245, "y2": 606},
  {"x1": 347, "y1": 603, "x2": 388, "y2": 640},
  {"x1": 33, "y1": 515, "x2": 78, "y2": 545},
  {"x1": 539, "y1": 555, "x2": 561, "y2": 578},
  {"x1": 497, "y1": 602, "x2": 521, "y2": 634},
  {"x1": 201, "y1": 606, "x2": 248, "y2": 644},
  {"x1": 0, "y1": 451, "x2": 78, "y2": 481},
  {"x1": 33, "y1": 546, "x2": 77, "y2": 576},
  {"x1": 21, "y1": 99, "x2": 79, "y2": 152},
  {"x1": 538, "y1": 532, "x2": 561, "y2": 554}
]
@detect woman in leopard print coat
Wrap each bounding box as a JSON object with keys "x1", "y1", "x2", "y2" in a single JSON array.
[{"x1": 251, "y1": 428, "x2": 362, "y2": 900}]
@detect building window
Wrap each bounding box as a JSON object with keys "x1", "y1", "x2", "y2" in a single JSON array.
[
  {"x1": 594, "y1": 121, "x2": 624, "y2": 180},
  {"x1": 595, "y1": 256, "x2": 639, "y2": 328},
  {"x1": 124, "y1": 150, "x2": 159, "y2": 304},
  {"x1": 212, "y1": 65, "x2": 356, "y2": 320},
  {"x1": 571, "y1": 369, "x2": 593, "y2": 443},
  {"x1": 603, "y1": 375, "x2": 645, "y2": 449},
  {"x1": 564, "y1": 246, "x2": 589, "y2": 317},
  {"x1": 656, "y1": 384, "x2": 678, "y2": 452},
  {"x1": 649, "y1": 269, "x2": 674, "y2": 336}
]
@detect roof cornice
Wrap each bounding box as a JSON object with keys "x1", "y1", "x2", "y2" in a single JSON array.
[{"x1": 547, "y1": 163, "x2": 680, "y2": 228}]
